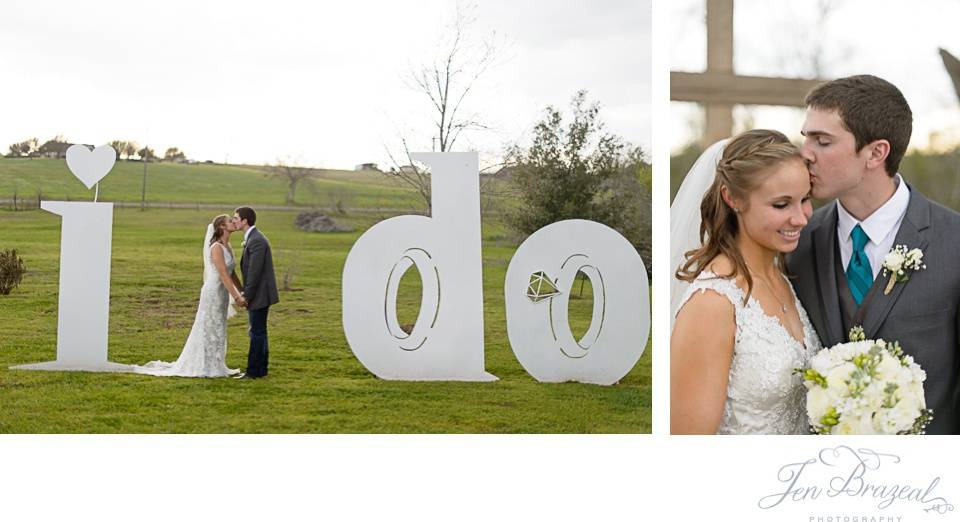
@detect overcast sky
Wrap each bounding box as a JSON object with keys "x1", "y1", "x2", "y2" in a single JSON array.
[
  {"x1": 0, "y1": 0, "x2": 650, "y2": 169},
  {"x1": 670, "y1": 0, "x2": 960, "y2": 152}
]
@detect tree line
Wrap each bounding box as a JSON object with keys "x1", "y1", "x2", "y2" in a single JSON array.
[
  {"x1": 671, "y1": 142, "x2": 960, "y2": 213},
  {"x1": 4, "y1": 136, "x2": 188, "y2": 163}
]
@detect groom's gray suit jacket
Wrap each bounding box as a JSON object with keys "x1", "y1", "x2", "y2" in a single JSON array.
[
  {"x1": 788, "y1": 186, "x2": 960, "y2": 434},
  {"x1": 240, "y1": 227, "x2": 280, "y2": 311}
]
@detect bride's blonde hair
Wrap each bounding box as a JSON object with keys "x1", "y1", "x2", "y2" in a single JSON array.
[
  {"x1": 675, "y1": 129, "x2": 802, "y2": 302},
  {"x1": 210, "y1": 214, "x2": 230, "y2": 245}
]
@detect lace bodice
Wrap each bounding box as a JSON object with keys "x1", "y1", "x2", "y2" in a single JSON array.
[
  {"x1": 205, "y1": 242, "x2": 235, "y2": 282},
  {"x1": 677, "y1": 270, "x2": 822, "y2": 434},
  {"x1": 133, "y1": 241, "x2": 239, "y2": 378}
]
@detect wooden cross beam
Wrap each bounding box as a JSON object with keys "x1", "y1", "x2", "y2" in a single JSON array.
[{"x1": 670, "y1": 0, "x2": 824, "y2": 146}]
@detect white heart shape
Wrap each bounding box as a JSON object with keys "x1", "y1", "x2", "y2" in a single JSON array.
[{"x1": 66, "y1": 144, "x2": 116, "y2": 189}]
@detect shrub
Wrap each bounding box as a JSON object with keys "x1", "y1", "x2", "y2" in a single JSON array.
[{"x1": 0, "y1": 249, "x2": 26, "y2": 295}]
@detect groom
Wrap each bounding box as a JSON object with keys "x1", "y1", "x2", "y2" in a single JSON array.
[
  {"x1": 788, "y1": 75, "x2": 960, "y2": 434},
  {"x1": 232, "y1": 206, "x2": 279, "y2": 379}
]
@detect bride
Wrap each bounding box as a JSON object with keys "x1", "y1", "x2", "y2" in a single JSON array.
[
  {"x1": 134, "y1": 215, "x2": 246, "y2": 377},
  {"x1": 671, "y1": 129, "x2": 822, "y2": 434}
]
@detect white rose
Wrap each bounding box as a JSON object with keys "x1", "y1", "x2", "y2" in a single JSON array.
[
  {"x1": 826, "y1": 363, "x2": 855, "y2": 396},
  {"x1": 863, "y1": 382, "x2": 885, "y2": 409},
  {"x1": 859, "y1": 413, "x2": 880, "y2": 435},
  {"x1": 884, "y1": 251, "x2": 905, "y2": 272},
  {"x1": 906, "y1": 382, "x2": 927, "y2": 409},
  {"x1": 811, "y1": 353, "x2": 835, "y2": 376},
  {"x1": 888, "y1": 399, "x2": 919, "y2": 433},
  {"x1": 876, "y1": 353, "x2": 903, "y2": 382},
  {"x1": 835, "y1": 414, "x2": 874, "y2": 435},
  {"x1": 807, "y1": 387, "x2": 831, "y2": 421}
]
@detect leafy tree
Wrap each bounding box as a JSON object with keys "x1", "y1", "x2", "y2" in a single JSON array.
[
  {"x1": 7, "y1": 138, "x2": 38, "y2": 157},
  {"x1": 137, "y1": 146, "x2": 155, "y2": 162},
  {"x1": 507, "y1": 91, "x2": 652, "y2": 271},
  {"x1": 163, "y1": 147, "x2": 186, "y2": 162}
]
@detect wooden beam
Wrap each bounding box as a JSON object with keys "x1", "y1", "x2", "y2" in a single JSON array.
[
  {"x1": 671, "y1": 71, "x2": 823, "y2": 107},
  {"x1": 705, "y1": 103, "x2": 734, "y2": 146},
  {"x1": 706, "y1": 0, "x2": 734, "y2": 74}
]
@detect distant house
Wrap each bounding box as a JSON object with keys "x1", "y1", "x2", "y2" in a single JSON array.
[
  {"x1": 36, "y1": 139, "x2": 74, "y2": 159},
  {"x1": 354, "y1": 162, "x2": 381, "y2": 172}
]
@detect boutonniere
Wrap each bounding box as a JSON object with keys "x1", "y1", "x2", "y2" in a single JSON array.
[
  {"x1": 881, "y1": 245, "x2": 926, "y2": 295},
  {"x1": 241, "y1": 240, "x2": 247, "y2": 248}
]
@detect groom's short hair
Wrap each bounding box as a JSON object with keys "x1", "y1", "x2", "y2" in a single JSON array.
[
  {"x1": 235, "y1": 206, "x2": 257, "y2": 227},
  {"x1": 805, "y1": 75, "x2": 912, "y2": 177}
]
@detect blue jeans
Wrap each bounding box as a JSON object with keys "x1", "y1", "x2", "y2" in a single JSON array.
[{"x1": 246, "y1": 306, "x2": 269, "y2": 377}]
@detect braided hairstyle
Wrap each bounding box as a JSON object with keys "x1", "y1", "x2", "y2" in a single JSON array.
[{"x1": 675, "y1": 129, "x2": 803, "y2": 303}]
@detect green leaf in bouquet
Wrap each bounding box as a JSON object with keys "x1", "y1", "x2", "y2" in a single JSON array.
[
  {"x1": 795, "y1": 368, "x2": 827, "y2": 388},
  {"x1": 883, "y1": 340, "x2": 906, "y2": 362},
  {"x1": 820, "y1": 406, "x2": 840, "y2": 429},
  {"x1": 882, "y1": 383, "x2": 900, "y2": 408}
]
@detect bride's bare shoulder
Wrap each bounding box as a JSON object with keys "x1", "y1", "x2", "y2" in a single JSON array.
[
  {"x1": 673, "y1": 282, "x2": 736, "y2": 355},
  {"x1": 210, "y1": 242, "x2": 227, "y2": 262}
]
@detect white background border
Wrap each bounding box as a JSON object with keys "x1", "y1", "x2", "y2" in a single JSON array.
[{"x1": 4, "y1": 3, "x2": 958, "y2": 521}]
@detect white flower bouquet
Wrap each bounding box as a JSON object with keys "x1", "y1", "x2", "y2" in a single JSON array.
[{"x1": 797, "y1": 327, "x2": 933, "y2": 434}]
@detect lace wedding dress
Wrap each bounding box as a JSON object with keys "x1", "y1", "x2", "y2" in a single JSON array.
[
  {"x1": 133, "y1": 225, "x2": 241, "y2": 378},
  {"x1": 677, "y1": 270, "x2": 822, "y2": 434}
]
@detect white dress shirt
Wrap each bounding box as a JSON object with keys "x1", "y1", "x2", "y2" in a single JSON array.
[
  {"x1": 243, "y1": 225, "x2": 256, "y2": 244},
  {"x1": 836, "y1": 175, "x2": 910, "y2": 280}
]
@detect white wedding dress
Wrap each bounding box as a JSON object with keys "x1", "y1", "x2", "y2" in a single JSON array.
[
  {"x1": 677, "y1": 270, "x2": 821, "y2": 434},
  {"x1": 133, "y1": 225, "x2": 241, "y2": 378},
  {"x1": 671, "y1": 140, "x2": 821, "y2": 434}
]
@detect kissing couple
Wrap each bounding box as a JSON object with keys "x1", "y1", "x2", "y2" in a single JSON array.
[
  {"x1": 671, "y1": 75, "x2": 960, "y2": 435},
  {"x1": 134, "y1": 206, "x2": 279, "y2": 379}
]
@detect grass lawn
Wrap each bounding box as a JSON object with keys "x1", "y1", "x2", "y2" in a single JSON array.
[
  {"x1": 0, "y1": 158, "x2": 422, "y2": 209},
  {"x1": 0, "y1": 207, "x2": 651, "y2": 433}
]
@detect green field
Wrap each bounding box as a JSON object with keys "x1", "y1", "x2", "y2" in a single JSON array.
[
  {"x1": 0, "y1": 158, "x2": 422, "y2": 209},
  {"x1": 0, "y1": 160, "x2": 651, "y2": 433}
]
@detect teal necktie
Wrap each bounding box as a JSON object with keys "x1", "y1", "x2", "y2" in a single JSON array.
[{"x1": 846, "y1": 224, "x2": 872, "y2": 306}]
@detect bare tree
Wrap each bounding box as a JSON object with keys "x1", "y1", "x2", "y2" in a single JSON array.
[
  {"x1": 384, "y1": 2, "x2": 506, "y2": 212},
  {"x1": 123, "y1": 141, "x2": 139, "y2": 160},
  {"x1": 269, "y1": 159, "x2": 315, "y2": 205},
  {"x1": 779, "y1": 0, "x2": 851, "y2": 78}
]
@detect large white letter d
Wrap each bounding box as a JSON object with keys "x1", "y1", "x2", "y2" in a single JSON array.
[{"x1": 342, "y1": 152, "x2": 496, "y2": 381}]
